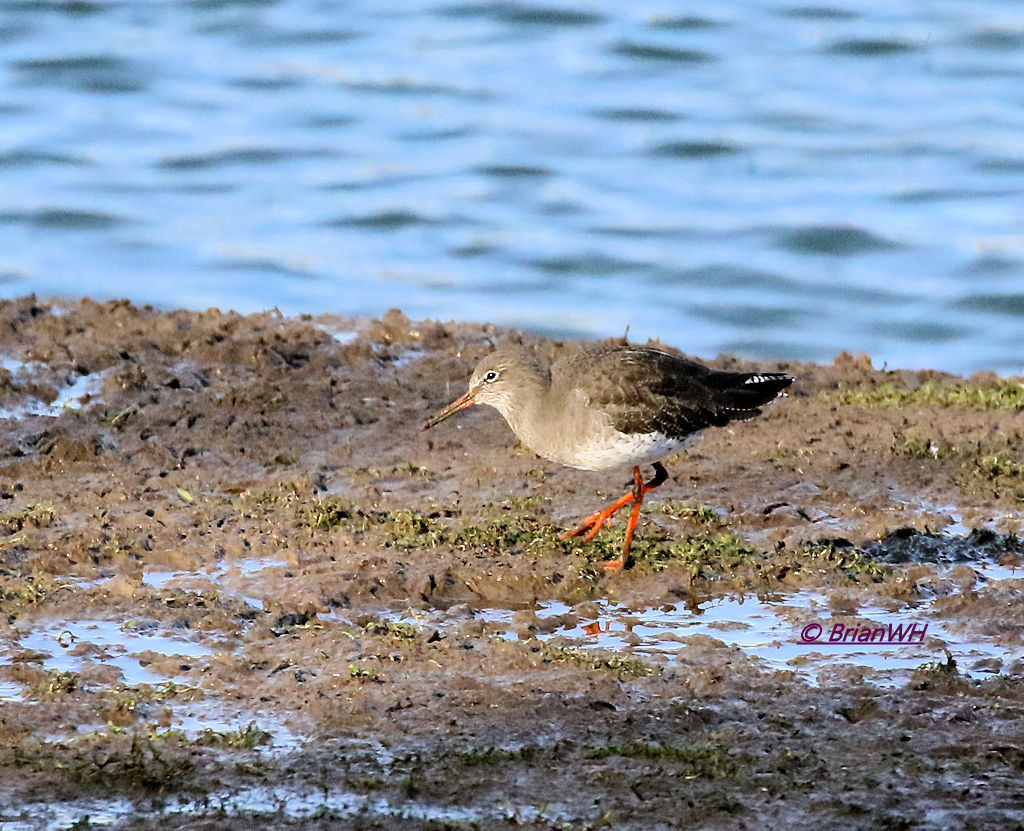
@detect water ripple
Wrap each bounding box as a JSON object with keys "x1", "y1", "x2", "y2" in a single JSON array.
[
  {"x1": 327, "y1": 210, "x2": 442, "y2": 231},
  {"x1": 777, "y1": 225, "x2": 900, "y2": 256},
  {"x1": 609, "y1": 41, "x2": 714, "y2": 64},
  {"x1": 0, "y1": 149, "x2": 88, "y2": 167},
  {"x1": 959, "y1": 294, "x2": 1024, "y2": 317},
  {"x1": 779, "y1": 6, "x2": 860, "y2": 20},
  {"x1": 825, "y1": 38, "x2": 921, "y2": 57},
  {"x1": 654, "y1": 264, "x2": 802, "y2": 292},
  {"x1": 0, "y1": 209, "x2": 127, "y2": 230},
  {"x1": 693, "y1": 302, "x2": 811, "y2": 328},
  {"x1": 974, "y1": 157, "x2": 1024, "y2": 174},
  {"x1": 647, "y1": 15, "x2": 726, "y2": 30},
  {"x1": 158, "y1": 147, "x2": 336, "y2": 170},
  {"x1": 11, "y1": 54, "x2": 147, "y2": 93},
  {"x1": 890, "y1": 187, "x2": 1022, "y2": 204},
  {"x1": 341, "y1": 78, "x2": 491, "y2": 100},
  {"x1": 955, "y1": 257, "x2": 1024, "y2": 277},
  {"x1": 648, "y1": 140, "x2": 740, "y2": 159},
  {"x1": 475, "y1": 164, "x2": 552, "y2": 179},
  {"x1": 439, "y1": 3, "x2": 606, "y2": 26},
  {"x1": 237, "y1": 27, "x2": 362, "y2": 47},
  {"x1": 959, "y1": 29, "x2": 1024, "y2": 52},
  {"x1": 528, "y1": 253, "x2": 648, "y2": 276},
  {"x1": 590, "y1": 107, "x2": 684, "y2": 122}
]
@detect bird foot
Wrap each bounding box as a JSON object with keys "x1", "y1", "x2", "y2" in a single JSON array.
[
  {"x1": 561, "y1": 509, "x2": 617, "y2": 543},
  {"x1": 602, "y1": 557, "x2": 627, "y2": 573},
  {"x1": 562, "y1": 490, "x2": 637, "y2": 543}
]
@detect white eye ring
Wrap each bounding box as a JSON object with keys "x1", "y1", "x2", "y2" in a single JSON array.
[{"x1": 483, "y1": 369, "x2": 499, "y2": 382}]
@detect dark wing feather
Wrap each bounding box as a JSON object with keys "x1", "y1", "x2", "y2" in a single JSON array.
[{"x1": 563, "y1": 346, "x2": 792, "y2": 440}]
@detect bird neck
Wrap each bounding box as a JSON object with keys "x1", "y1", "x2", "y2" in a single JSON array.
[{"x1": 494, "y1": 362, "x2": 552, "y2": 442}]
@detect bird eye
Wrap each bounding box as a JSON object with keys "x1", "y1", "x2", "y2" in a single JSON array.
[{"x1": 483, "y1": 370, "x2": 499, "y2": 382}]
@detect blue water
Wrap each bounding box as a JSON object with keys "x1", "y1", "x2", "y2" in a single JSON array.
[{"x1": 1, "y1": 0, "x2": 1023, "y2": 373}]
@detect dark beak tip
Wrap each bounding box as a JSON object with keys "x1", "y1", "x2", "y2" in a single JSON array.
[{"x1": 422, "y1": 390, "x2": 475, "y2": 433}]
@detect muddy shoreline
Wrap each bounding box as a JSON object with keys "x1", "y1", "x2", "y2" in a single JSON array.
[{"x1": 1, "y1": 297, "x2": 1023, "y2": 830}]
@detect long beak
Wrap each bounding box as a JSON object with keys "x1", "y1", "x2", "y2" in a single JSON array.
[{"x1": 422, "y1": 388, "x2": 476, "y2": 431}]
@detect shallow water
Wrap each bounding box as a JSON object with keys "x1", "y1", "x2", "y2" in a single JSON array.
[
  {"x1": 532, "y1": 591, "x2": 1022, "y2": 685},
  {"x1": 0, "y1": 357, "x2": 107, "y2": 418},
  {"x1": 10, "y1": 787, "x2": 560, "y2": 831},
  {"x1": 13, "y1": 618, "x2": 215, "y2": 687},
  {"x1": 142, "y1": 557, "x2": 270, "y2": 610},
  {"x1": 400, "y1": 558, "x2": 1024, "y2": 686},
  {"x1": 2, "y1": 609, "x2": 298, "y2": 749},
  {"x1": 4, "y1": 553, "x2": 1023, "y2": 828},
  {"x1": 1, "y1": 1, "x2": 1023, "y2": 372}
]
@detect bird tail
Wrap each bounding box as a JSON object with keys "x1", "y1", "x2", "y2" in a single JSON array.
[{"x1": 706, "y1": 371, "x2": 793, "y2": 420}]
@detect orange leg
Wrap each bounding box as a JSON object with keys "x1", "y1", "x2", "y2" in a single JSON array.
[
  {"x1": 561, "y1": 488, "x2": 636, "y2": 544},
  {"x1": 563, "y1": 462, "x2": 669, "y2": 572}
]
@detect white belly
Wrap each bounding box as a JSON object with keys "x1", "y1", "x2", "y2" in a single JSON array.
[{"x1": 546, "y1": 430, "x2": 687, "y2": 472}]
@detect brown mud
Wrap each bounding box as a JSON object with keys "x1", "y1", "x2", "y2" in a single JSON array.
[{"x1": 1, "y1": 296, "x2": 1023, "y2": 829}]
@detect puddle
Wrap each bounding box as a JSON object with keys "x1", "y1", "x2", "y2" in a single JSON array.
[
  {"x1": 554, "y1": 594, "x2": 1021, "y2": 684},
  {"x1": 10, "y1": 619, "x2": 215, "y2": 688},
  {"x1": 0, "y1": 798, "x2": 136, "y2": 831},
  {"x1": 372, "y1": 562, "x2": 1024, "y2": 687},
  {"x1": 940, "y1": 508, "x2": 969, "y2": 537},
  {"x1": 314, "y1": 324, "x2": 359, "y2": 345},
  {"x1": 311, "y1": 322, "x2": 429, "y2": 366},
  {"x1": 0, "y1": 358, "x2": 108, "y2": 419},
  {"x1": 15, "y1": 786, "x2": 562, "y2": 831},
  {"x1": 645, "y1": 601, "x2": 993, "y2": 681},
  {"x1": 389, "y1": 346, "x2": 426, "y2": 367},
  {"x1": 1, "y1": 616, "x2": 299, "y2": 755},
  {"x1": 170, "y1": 699, "x2": 303, "y2": 748},
  {"x1": 974, "y1": 561, "x2": 1023, "y2": 582},
  {"x1": 141, "y1": 556, "x2": 270, "y2": 609}
]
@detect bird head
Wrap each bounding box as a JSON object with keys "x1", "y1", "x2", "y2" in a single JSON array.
[{"x1": 422, "y1": 348, "x2": 544, "y2": 430}]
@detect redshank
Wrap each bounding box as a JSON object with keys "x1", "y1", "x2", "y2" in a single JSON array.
[{"x1": 423, "y1": 344, "x2": 793, "y2": 572}]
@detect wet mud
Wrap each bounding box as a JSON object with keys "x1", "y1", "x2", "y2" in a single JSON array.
[{"x1": 1, "y1": 296, "x2": 1024, "y2": 829}]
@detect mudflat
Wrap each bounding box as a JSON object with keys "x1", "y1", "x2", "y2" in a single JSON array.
[{"x1": 1, "y1": 296, "x2": 1023, "y2": 830}]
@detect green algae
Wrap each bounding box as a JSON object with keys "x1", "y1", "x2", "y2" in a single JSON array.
[
  {"x1": 0, "y1": 502, "x2": 56, "y2": 534},
  {"x1": 194, "y1": 722, "x2": 272, "y2": 750},
  {"x1": 5, "y1": 730, "x2": 196, "y2": 789},
  {"x1": 538, "y1": 643, "x2": 660, "y2": 678},
  {"x1": 253, "y1": 490, "x2": 902, "y2": 591},
  {"x1": 287, "y1": 492, "x2": 783, "y2": 584},
  {"x1": 364, "y1": 618, "x2": 419, "y2": 640},
  {"x1": 0, "y1": 569, "x2": 71, "y2": 609},
  {"x1": 581, "y1": 740, "x2": 738, "y2": 778},
  {"x1": 453, "y1": 512, "x2": 565, "y2": 553},
  {"x1": 454, "y1": 745, "x2": 538, "y2": 767},
  {"x1": 294, "y1": 495, "x2": 356, "y2": 531},
  {"x1": 828, "y1": 378, "x2": 1024, "y2": 410},
  {"x1": 578, "y1": 526, "x2": 757, "y2": 576},
  {"x1": 794, "y1": 541, "x2": 890, "y2": 582},
  {"x1": 893, "y1": 432, "x2": 1024, "y2": 502},
  {"x1": 293, "y1": 495, "x2": 563, "y2": 554},
  {"x1": 29, "y1": 669, "x2": 80, "y2": 695},
  {"x1": 655, "y1": 500, "x2": 726, "y2": 526}
]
